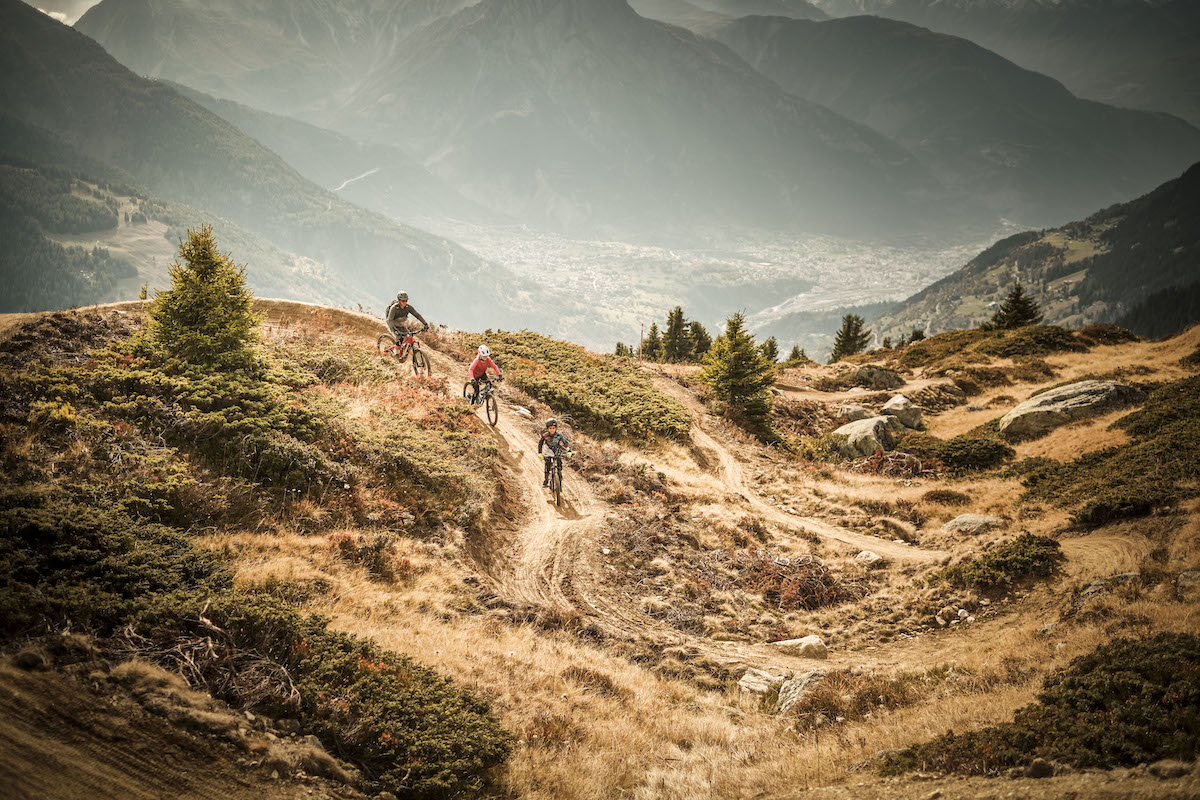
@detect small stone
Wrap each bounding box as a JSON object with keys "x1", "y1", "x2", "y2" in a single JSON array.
[
  {"x1": 958, "y1": 609, "x2": 969, "y2": 619},
  {"x1": 925, "y1": 791, "x2": 943, "y2": 800},
  {"x1": 941, "y1": 514, "x2": 1004, "y2": 535},
  {"x1": 966, "y1": 616, "x2": 975, "y2": 623},
  {"x1": 769, "y1": 635, "x2": 828, "y2": 659},
  {"x1": 270, "y1": 770, "x2": 280, "y2": 780},
  {"x1": 938, "y1": 606, "x2": 957, "y2": 620},
  {"x1": 980, "y1": 599, "x2": 991, "y2": 606}
]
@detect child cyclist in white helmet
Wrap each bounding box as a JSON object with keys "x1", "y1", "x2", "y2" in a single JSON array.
[{"x1": 467, "y1": 345, "x2": 503, "y2": 404}]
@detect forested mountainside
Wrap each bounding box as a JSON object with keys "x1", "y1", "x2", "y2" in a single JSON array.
[
  {"x1": 77, "y1": 0, "x2": 950, "y2": 238},
  {"x1": 715, "y1": 13, "x2": 1200, "y2": 225},
  {"x1": 877, "y1": 162, "x2": 1200, "y2": 340},
  {"x1": 810, "y1": 0, "x2": 1200, "y2": 128},
  {"x1": 1, "y1": 0, "x2": 540, "y2": 326}
]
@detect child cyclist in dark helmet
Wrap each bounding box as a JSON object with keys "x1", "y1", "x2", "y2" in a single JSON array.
[{"x1": 538, "y1": 418, "x2": 571, "y2": 487}]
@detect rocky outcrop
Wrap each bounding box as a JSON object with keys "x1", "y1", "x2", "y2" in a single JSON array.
[
  {"x1": 832, "y1": 416, "x2": 904, "y2": 457},
  {"x1": 774, "y1": 669, "x2": 827, "y2": 714},
  {"x1": 835, "y1": 403, "x2": 873, "y2": 421},
  {"x1": 738, "y1": 668, "x2": 785, "y2": 694},
  {"x1": 941, "y1": 514, "x2": 1004, "y2": 535},
  {"x1": 769, "y1": 635, "x2": 828, "y2": 659},
  {"x1": 856, "y1": 365, "x2": 904, "y2": 390},
  {"x1": 998, "y1": 380, "x2": 1145, "y2": 439},
  {"x1": 881, "y1": 394, "x2": 922, "y2": 429}
]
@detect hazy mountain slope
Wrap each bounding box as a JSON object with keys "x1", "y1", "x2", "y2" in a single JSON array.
[
  {"x1": 166, "y1": 82, "x2": 499, "y2": 227},
  {"x1": 694, "y1": 0, "x2": 825, "y2": 20},
  {"x1": 628, "y1": 0, "x2": 732, "y2": 35},
  {"x1": 811, "y1": 0, "x2": 1200, "y2": 128},
  {"x1": 876, "y1": 162, "x2": 1200, "y2": 339},
  {"x1": 77, "y1": 0, "x2": 948, "y2": 238},
  {"x1": 2, "y1": 0, "x2": 529, "y2": 327},
  {"x1": 715, "y1": 14, "x2": 1200, "y2": 226},
  {"x1": 334, "y1": 0, "x2": 944, "y2": 237}
]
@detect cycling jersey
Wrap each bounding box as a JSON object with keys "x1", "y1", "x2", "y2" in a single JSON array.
[
  {"x1": 538, "y1": 430, "x2": 570, "y2": 458},
  {"x1": 386, "y1": 301, "x2": 428, "y2": 335},
  {"x1": 468, "y1": 356, "x2": 502, "y2": 380}
]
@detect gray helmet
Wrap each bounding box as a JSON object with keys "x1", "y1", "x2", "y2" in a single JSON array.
[
  {"x1": 546, "y1": 418, "x2": 558, "y2": 428},
  {"x1": 397, "y1": 291, "x2": 408, "y2": 302}
]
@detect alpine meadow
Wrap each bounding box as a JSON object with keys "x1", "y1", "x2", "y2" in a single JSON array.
[{"x1": 3, "y1": 1, "x2": 1200, "y2": 799}]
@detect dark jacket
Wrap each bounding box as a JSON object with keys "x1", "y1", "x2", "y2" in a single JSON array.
[
  {"x1": 538, "y1": 430, "x2": 570, "y2": 458},
  {"x1": 386, "y1": 301, "x2": 429, "y2": 333}
]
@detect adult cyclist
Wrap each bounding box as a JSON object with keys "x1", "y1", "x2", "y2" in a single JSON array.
[{"x1": 386, "y1": 292, "x2": 430, "y2": 351}]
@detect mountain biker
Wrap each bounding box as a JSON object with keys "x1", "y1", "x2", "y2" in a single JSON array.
[
  {"x1": 468, "y1": 344, "x2": 503, "y2": 404},
  {"x1": 538, "y1": 418, "x2": 571, "y2": 488},
  {"x1": 385, "y1": 292, "x2": 429, "y2": 357}
]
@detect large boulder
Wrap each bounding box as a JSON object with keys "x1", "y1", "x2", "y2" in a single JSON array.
[
  {"x1": 854, "y1": 550, "x2": 885, "y2": 568},
  {"x1": 835, "y1": 403, "x2": 873, "y2": 422},
  {"x1": 856, "y1": 365, "x2": 905, "y2": 390},
  {"x1": 770, "y1": 635, "x2": 828, "y2": 660},
  {"x1": 941, "y1": 514, "x2": 1004, "y2": 535},
  {"x1": 775, "y1": 669, "x2": 827, "y2": 714},
  {"x1": 832, "y1": 416, "x2": 904, "y2": 457},
  {"x1": 738, "y1": 668, "x2": 785, "y2": 695},
  {"x1": 998, "y1": 380, "x2": 1145, "y2": 439},
  {"x1": 881, "y1": 394, "x2": 922, "y2": 429}
]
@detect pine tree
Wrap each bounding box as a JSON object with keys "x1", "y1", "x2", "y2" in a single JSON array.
[
  {"x1": 149, "y1": 226, "x2": 259, "y2": 369},
  {"x1": 643, "y1": 323, "x2": 664, "y2": 361},
  {"x1": 828, "y1": 314, "x2": 871, "y2": 363},
  {"x1": 689, "y1": 321, "x2": 712, "y2": 359},
  {"x1": 909, "y1": 328, "x2": 925, "y2": 342},
  {"x1": 882, "y1": 336, "x2": 893, "y2": 350},
  {"x1": 700, "y1": 313, "x2": 776, "y2": 433},
  {"x1": 663, "y1": 306, "x2": 690, "y2": 362},
  {"x1": 785, "y1": 344, "x2": 810, "y2": 366},
  {"x1": 987, "y1": 284, "x2": 1044, "y2": 329},
  {"x1": 759, "y1": 335, "x2": 779, "y2": 363},
  {"x1": 138, "y1": 283, "x2": 148, "y2": 301},
  {"x1": 614, "y1": 342, "x2": 633, "y2": 357}
]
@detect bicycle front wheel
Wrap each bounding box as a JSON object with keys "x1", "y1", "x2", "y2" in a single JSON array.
[
  {"x1": 411, "y1": 347, "x2": 430, "y2": 376},
  {"x1": 552, "y1": 470, "x2": 562, "y2": 507},
  {"x1": 486, "y1": 394, "x2": 499, "y2": 426}
]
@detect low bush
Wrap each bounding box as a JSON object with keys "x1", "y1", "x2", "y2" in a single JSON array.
[
  {"x1": 880, "y1": 633, "x2": 1200, "y2": 774},
  {"x1": 896, "y1": 432, "x2": 1014, "y2": 474},
  {"x1": 899, "y1": 325, "x2": 1086, "y2": 370},
  {"x1": 460, "y1": 330, "x2": 690, "y2": 440},
  {"x1": 921, "y1": 489, "x2": 971, "y2": 507},
  {"x1": 936, "y1": 534, "x2": 1062, "y2": 590},
  {"x1": 1077, "y1": 323, "x2": 1138, "y2": 346},
  {"x1": 1021, "y1": 376, "x2": 1200, "y2": 525}
]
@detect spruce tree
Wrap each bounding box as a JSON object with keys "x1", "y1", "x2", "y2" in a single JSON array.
[
  {"x1": 700, "y1": 313, "x2": 776, "y2": 432},
  {"x1": 987, "y1": 284, "x2": 1044, "y2": 329},
  {"x1": 786, "y1": 344, "x2": 809, "y2": 365},
  {"x1": 149, "y1": 226, "x2": 259, "y2": 370},
  {"x1": 689, "y1": 321, "x2": 712, "y2": 359},
  {"x1": 909, "y1": 328, "x2": 925, "y2": 342},
  {"x1": 828, "y1": 314, "x2": 871, "y2": 363},
  {"x1": 614, "y1": 342, "x2": 632, "y2": 357},
  {"x1": 643, "y1": 323, "x2": 664, "y2": 361},
  {"x1": 759, "y1": 335, "x2": 779, "y2": 363},
  {"x1": 663, "y1": 306, "x2": 690, "y2": 362}
]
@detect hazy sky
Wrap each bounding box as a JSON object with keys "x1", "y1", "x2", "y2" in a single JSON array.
[{"x1": 29, "y1": 0, "x2": 99, "y2": 24}]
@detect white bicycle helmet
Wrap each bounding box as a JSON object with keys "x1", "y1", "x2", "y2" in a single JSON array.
[{"x1": 477, "y1": 345, "x2": 490, "y2": 358}]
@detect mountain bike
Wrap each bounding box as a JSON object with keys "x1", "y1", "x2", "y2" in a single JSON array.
[
  {"x1": 463, "y1": 375, "x2": 503, "y2": 426},
  {"x1": 544, "y1": 450, "x2": 572, "y2": 507},
  {"x1": 377, "y1": 329, "x2": 431, "y2": 376}
]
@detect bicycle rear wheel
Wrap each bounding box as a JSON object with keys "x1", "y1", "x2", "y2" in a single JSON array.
[
  {"x1": 411, "y1": 347, "x2": 430, "y2": 376},
  {"x1": 463, "y1": 382, "x2": 472, "y2": 401},
  {"x1": 376, "y1": 333, "x2": 399, "y2": 360},
  {"x1": 486, "y1": 394, "x2": 499, "y2": 426}
]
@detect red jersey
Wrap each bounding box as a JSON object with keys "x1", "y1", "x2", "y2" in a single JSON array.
[{"x1": 468, "y1": 356, "x2": 501, "y2": 380}]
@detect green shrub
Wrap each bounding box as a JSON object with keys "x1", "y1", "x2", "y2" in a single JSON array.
[
  {"x1": 896, "y1": 432, "x2": 1014, "y2": 473},
  {"x1": 461, "y1": 330, "x2": 690, "y2": 440},
  {"x1": 921, "y1": 489, "x2": 971, "y2": 506},
  {"x1": 1021, "y1": 376, "x2": 1200, "y2": 525},
  {"x1": 936, "y1": 534, "x2": 1062, "y2": 590},
  {"x1": 881, "y1": 633, "x2": 1200, "y2": 775},
  {"x1": 899, "y1": 325, "x2": 1085, "y2": 370}
]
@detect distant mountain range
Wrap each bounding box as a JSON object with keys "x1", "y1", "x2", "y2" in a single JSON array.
[
  {"x1": 1, "y1": 0, "x2": 542, "y2": 326},
  {"x1": 75, "y1": 0, "x2": 949, "y2": 239},
  {"x1": 714, "y1": 13, "x2": 1200, "y2": 224},
  {"x1": 810, "y1": 0, "x2": 1200, "y2": 128},
  {"x1": 876, "y1": 161, "x2": 1200, "y2": 339}
]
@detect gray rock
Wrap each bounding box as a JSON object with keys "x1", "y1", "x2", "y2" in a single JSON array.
[
  {"x1": 775, "y1": 669, "x2": 828, "y2": 714},
  {"x1": 1177, "y1": 571, "x2": 1200, "y2": 587},
  {"x1": 1148, "y1": 759, "x2": 1190, "y2": 779},
  {"x1": 998, "y1": 380, "x2": 1146, "y2": 439},
  {"x1": 854, "y1": 550, "x2": 885, "y2": 568},
  {"x1": 941, "y1": 514, "x2": 1004, "y2": 535},
  {"x1": 302, "y1": 734, "x2": 326, "y2": 752},
  {"x1": 937, "y1": 606, "x2": 957, "y2": 621},
  {"x1": 770, "y1": 635, "x2": 828, "y2": 659},
  {"x1": 835, "y1": 403, "x2": 873, "y2": 422},
  {"x1": 832, "y1": 416, "x2": 904, "y2": 457},
  {"x1": 738, "y1": 668, "x2": 785, "y2": 695},
  {"x1": 856, "y1": 365, "x2": 905, "y2": 390},
  {"x1": 882, "y1": 394, "x2": 923, "y2": 429}
]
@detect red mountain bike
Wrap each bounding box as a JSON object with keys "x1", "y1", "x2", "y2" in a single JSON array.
[{"x1": 376, "y1": 330, "x2": 431, "y2": 376}]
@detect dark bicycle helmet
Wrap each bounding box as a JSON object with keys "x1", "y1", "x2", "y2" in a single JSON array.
[
  {"x1": 397, "y1": 291, "x2": 409, "y2": 302},
  {"x1": 546, "y1": 418, "x2": 558, "y2": 428}
]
